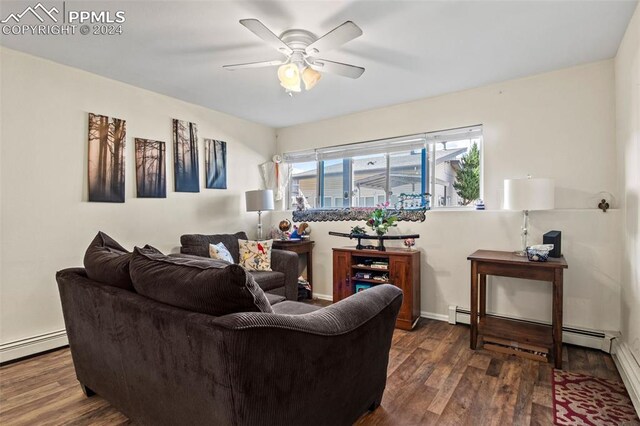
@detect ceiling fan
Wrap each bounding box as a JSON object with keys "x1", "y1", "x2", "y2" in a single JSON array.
[{"x1": 223, "y1": 19, "x2": 365, "y2": 93}]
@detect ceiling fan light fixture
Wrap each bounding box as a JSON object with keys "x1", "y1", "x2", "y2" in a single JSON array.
[
  {"x1": 302, "y1": 67, "x2": 321, "y2": 90},
  {"x1": 277, "y1": 63, "x2": 301, "y2": 92},
  {"x1": 226, "y1": 19, "x2": 364, "y2": 94}
]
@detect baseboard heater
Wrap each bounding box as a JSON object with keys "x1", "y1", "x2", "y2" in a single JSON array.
[
  {"x1": 0, "y1": 329, "x2": 68, "y2": 364},
  {"x1": 448, "y1": 306, "x2": 616, "y2": 353}
]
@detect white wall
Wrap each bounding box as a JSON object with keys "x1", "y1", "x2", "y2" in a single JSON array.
[
  {"x1": 0, "y1": 48, "x2": 276, "y2": 355},
  {"x1": 275, "y1": 60, "x2": 622, "y2": 333},
  {"x1": 615, "y1": 4, "x2": 640, "y2": 365}
]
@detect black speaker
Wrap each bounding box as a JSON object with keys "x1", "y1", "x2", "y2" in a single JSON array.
[{"x1": 543, "y1": 230, "x2": 562, "y2": 258}]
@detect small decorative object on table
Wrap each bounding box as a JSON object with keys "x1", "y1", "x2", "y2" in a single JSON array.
[
  {"x1": 526, "y1": 244, "x2": 554, "y2": 262},
  {"x1": 290, "y1": 222, "x2": 310, "y2": 239},
  {"x1": 403, "y1": 238, "x2": 415, "y2": 249},
  {"x1": 351, "y1": 225, "x2": 366, "y2": 235},
  {"x1": 475, "y1": 199, "x2": 485, "y2": 210},
  {"x1": 279, "y1": 219, "x2": 292, "y2": 232}
]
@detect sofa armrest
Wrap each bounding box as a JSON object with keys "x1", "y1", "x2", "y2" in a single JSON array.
[
  {"x1": 211, "y1": 284, "x2": 403, "y2": 425},
  {"x1": 214, "y1": 284, "x2": 402, "y2": 334},
  {"x1": 270, "y1": 249, "x2": 298, "y2": 300}
]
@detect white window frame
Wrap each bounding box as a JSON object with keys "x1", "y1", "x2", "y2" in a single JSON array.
[{"x1": 284, "y1": 125, "x2": 483, "y2": 210}]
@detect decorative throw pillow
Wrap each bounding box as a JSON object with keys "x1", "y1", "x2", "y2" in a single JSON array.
[
  {"x1": 83, "y1": 231, "x2": 134, "y2": 290},
  {"x1": 238, "y1": 239, "x2": 273, "y2": 271},
  {"x1": 209, "y1": 242, "x2": 234, "y2": 263},
  {"x1": 180, "y1": 232, "x2": 248, "y2": 261},
  {"x1": 130, "y1": 246, "x2": 273, "y2": 316}
]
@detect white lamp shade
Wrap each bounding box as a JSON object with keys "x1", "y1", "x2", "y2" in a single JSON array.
[
  {"x1": 302, "y1": 67, "x2": 321, "y2": 90},
  {"x1": 245, "y1": 190, "x2": 274, "y2": 212},
  {"x1": 504, "y1": 178, "x2": 555, "y2": 211}
]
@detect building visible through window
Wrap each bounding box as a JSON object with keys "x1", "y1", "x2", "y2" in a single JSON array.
[{"x1": 285, "y1": 125, "x2": 482, "y2": 210}]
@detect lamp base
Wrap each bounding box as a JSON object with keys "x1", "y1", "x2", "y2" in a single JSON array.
[{"x1": 513, "y1": 250, "x2": 527, "y2": 257}]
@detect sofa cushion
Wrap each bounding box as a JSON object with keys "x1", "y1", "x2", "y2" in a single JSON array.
[
  {"x1": 180, "y1": 232, "x2": 248, "y2": 262},
  {"x1": 271, "y1": 301, "x2": 322, "y2": 315},
  {"x1": 250, "y1": 270, "x2": 285, "y2": 292},
  {"x1": 83, "y1": 232, "x2": 134, "y2": 290},
  {"x1": 238, "y1": 239, "x2": 273, "y2": 271},
  {"x1": 130, "y1": 246, "x2": 273, "y2": 316},
  {"x1": 264, "y1": 293, "x2": 286, "y2": 305}
]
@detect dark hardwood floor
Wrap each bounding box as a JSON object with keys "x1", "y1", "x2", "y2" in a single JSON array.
[{"x1": 0, "y1": 319, "x2": 622, "y2": 425}]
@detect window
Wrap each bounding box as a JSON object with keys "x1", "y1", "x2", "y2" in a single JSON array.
[
  {"x1": 352, "y1": 153, "x2": 386, "y2": 207},
  {"x1": 430, "y1": 138, "x2": 482, "y2": 207},
  {"x1": 288, "y1": 161, "x2": 318, "y2": 209},
  {"x1": 285, "y1": 125, "x2": 482, "y2": 210}
]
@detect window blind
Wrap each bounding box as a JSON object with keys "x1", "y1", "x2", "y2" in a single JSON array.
[{"x1": 282, "y1": 125, "x2": 482, "y2": 163}]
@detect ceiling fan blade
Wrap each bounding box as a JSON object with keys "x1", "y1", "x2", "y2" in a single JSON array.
[
  {"x1": 305, "y1": 21, "x2": 363, "y2": 56},
  {"x1": 223, "y1": 59, "x2": 286, "y2": 70},
  {"x1": 239, "y1": 19, "x2": 293, "y2": 56},
  {"x1": 309, "y1": 59, "x2": 365, "y2": 79}
]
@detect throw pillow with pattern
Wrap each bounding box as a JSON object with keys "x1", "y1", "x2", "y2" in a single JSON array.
[
  {"x1": 238, "y1": 239, "x2": 273, "y2": 271},
  {"x1": 209, "y1": 242, "x2": 234, "y2": 263}
]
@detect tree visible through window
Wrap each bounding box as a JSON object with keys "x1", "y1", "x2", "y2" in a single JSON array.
[{"x1": 453, "y1": 142, "x2": 480, "y2": 205}]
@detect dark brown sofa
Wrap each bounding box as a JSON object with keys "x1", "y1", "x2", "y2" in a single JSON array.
[
  {"x1": 180, "y1": 232, "x2": 298, "y2": 300},
  {"x1": 56, "y1": 265, "x2": 402, "y2": 425}
]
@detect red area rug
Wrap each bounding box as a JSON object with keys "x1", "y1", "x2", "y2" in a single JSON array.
[{"x1": 553, "y1": 370, "x2": 639, "y2": 425}]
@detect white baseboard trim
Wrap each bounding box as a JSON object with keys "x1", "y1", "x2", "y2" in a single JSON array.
[
  {"x1": 420, "y1": 311, "x2": 449, "y2": 322},
  {"x1": 612, "y1": 340, "x2": 640, "y2": 415},
  {"x1": 313, "y1": 292, "x2": 333, "y2": 302},
  {"x1": 0, "y1": 329, "x2": 68, "y2": 363}
]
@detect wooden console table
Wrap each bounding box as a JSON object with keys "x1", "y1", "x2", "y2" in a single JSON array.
[
  {"x1": 467, "y1": 250, "x2": 568, "y2": 368},
  {"x1": 273, "y1": 240, "x2": 314, "y2": 297}
]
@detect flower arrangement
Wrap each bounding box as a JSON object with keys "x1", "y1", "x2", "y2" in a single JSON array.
[{"x1": 366, "y1": 202, "x2": 398, "y2": 236}]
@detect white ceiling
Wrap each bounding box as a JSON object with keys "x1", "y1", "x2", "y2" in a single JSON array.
[{"x1": 1, "y1": 0, "x2": 636, "y2": 127}]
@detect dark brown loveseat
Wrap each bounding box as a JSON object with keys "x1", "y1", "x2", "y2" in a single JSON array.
[
  {"x1": 57, "y1": 242, "x2": 403, "y2": 425},
  {"x1": 180, "y1": 232, "x2": 298, "y2": 300}
]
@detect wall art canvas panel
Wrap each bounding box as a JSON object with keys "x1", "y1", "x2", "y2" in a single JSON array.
[
  {"x1": 205, "y1": 139, "x2": 227, "y2": 189},
  {"x1": 173, "y1": 119, "x2": 199, "y2": 192},
  {"x1": 135, "y1": 138, "x2": 166, "y2": 198},
  {"x1": 88, "y1": 112, "x2": 126, "y2": 202}
]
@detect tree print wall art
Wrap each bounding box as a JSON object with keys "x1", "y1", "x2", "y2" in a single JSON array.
[
  {"x1": 88, "y1": 113, "x2": 126, "y2": 202},
  {"x1": 173, "y1": 119, "x2": 199, "y2": 192},
  {"x1": 135, "y1": 138, "x2": 166, "y2": 198},
  {"x1": 205, "y1": 139, "x2": 227, "y2": 189}
]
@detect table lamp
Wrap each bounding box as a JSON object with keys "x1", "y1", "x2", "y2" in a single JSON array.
[
  {"x1": 245, "y1": 189, "x2": 274, "y2": 240},
  {"x1": 504, "y1": 176, "x2": 555, "y2": 256}
]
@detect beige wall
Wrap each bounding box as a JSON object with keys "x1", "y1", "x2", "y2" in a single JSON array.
[
  {"x1": 615, "y1": 4, "x2": 640, "y2": 367},
  {"x1": 275, "y1": 60, "x2": 622, "y2": 335},
  {"x1": 0, "y1": 48, "x2": 275, "y2": 358}
]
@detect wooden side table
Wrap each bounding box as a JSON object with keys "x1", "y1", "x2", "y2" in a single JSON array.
[
  {"x1": 467, "y1": 250, "x2": 568, "y2": 368},
  {"x1": 272, "y1": 240, "x2": 315, "y2": 297}
]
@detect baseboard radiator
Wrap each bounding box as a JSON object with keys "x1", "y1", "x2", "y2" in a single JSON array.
[
  {"x1": 0, "y1": 330, "x2": 68, "y2": 364},
  {"x1": 445, "y1": 306, "x2": 617, "y2": 353},
  {"x1": 612, "y1": 340, "x2": 640, "y2": 414}
]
